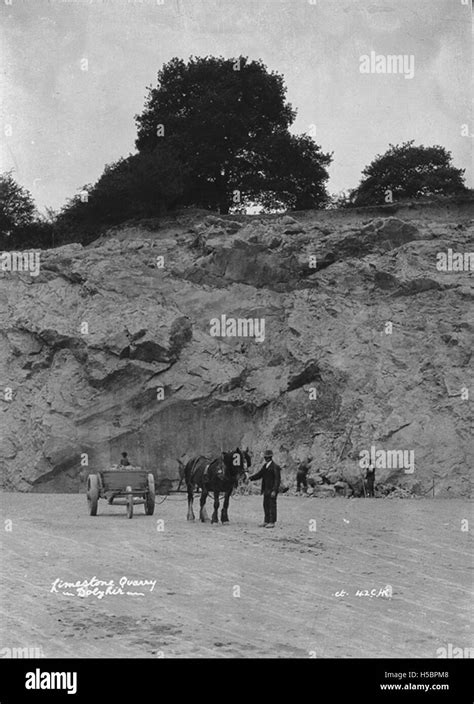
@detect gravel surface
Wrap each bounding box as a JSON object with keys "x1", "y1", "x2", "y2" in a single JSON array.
[{"x1": 1, "y1": 493, "x2": 472, "y2": 658}]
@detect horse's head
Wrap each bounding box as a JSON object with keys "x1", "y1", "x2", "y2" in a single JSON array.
[{"x1": 222, "y1": 448, "x2": 249, "y2": 482}]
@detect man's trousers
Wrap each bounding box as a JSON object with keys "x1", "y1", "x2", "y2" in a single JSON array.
[{"x1": 263, "y1": 493, "x2": 277, "y2": 523}]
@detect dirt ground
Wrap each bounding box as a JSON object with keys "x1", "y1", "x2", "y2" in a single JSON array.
[{"x1": 0, "y1": 492, "x2": 472, "y2": 658}]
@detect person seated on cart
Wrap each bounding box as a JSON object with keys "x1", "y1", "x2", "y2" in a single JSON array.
[{"x1": 120, "y1": 451, "x2": 131, "y2": 467}]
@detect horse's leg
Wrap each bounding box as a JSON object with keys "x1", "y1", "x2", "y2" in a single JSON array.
[
  {"x1": 187, "y1": 484, "x2": 195, "y2": 521},
  {"x1": 211, "y1": 490, "x2": 220, "y2": 524},
  {"x1": 221, "y1": 489, "x2": 230, "y2": 523},
  {"x1": 199, "y1": 487, "x2": 209, "y2": 522}
]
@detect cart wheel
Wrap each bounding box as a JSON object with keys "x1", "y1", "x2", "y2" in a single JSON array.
[
  {"x1": 126, "y1": 485, "x2": 133, "y2": 519},
  {"x1": 145, "y1": 473, "x2": 155, "y2": 515},
  {"x1": 87, "y1": 474, "x2": 99, "y2": 516}
]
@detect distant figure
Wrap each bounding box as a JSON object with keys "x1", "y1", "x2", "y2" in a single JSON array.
[
  {"x1": 296, "y1": 458, "x2": 311, "y2": 494},
  {"x1": 120, "y1": 452, "x2": 131, "y2": 468},
  {"x1": 248, "y1": 449, "x2": 281, "y2": 528},
  {"x1": 366, "y1": 463, "x2": 375, "y2": 497}
]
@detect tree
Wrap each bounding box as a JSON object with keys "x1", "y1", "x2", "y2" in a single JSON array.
[
  {"x1": 56, "y1": 145, "x2": 187, "y2": 244},
  {"x1": 0, "y1": 172, "x2": 53, "y2": 249},
  {"x1": 135, "y1": 56, "x2": 332, "y2": 213},
  {"x1": 350, "y1": 141, "x2": 467, "y2": 206},
  {"x1": 0, "y1": 171, "x2": 36, "y2": 235}
]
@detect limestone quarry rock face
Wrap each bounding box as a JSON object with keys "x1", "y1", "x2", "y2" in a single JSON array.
[{"x1": 0, "y1": 202, "x2": 473, "y2": 496}]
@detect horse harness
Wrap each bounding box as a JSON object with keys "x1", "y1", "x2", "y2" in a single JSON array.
[{"x1": 189, "y1": 455, "x2": 212, "y2": 485}]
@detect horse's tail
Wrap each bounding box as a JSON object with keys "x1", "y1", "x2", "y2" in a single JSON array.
[
  {"x1": 177, "y1": 459, "x2": 185, "y2": 480},
  {"x1": 176, "y1": 459, "x2": 186, "y2": 491}
]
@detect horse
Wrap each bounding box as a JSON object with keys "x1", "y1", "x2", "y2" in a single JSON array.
[{"x1": 184, "y1": 448, "x2": 250, "y2": 523}]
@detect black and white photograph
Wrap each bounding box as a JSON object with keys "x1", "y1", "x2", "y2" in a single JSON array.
[{"x1": 0, "y1": 0, "x2": 472, "y2": 693}]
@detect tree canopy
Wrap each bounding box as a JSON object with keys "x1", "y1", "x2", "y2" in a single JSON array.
[
  {"x1": 349, "y1": 141, "x2": 467, "y2": 206},
  {"x1": 55, "y1": 146, "x2": 187, "y2": 244},
  {"x1": 135, "y1": 55, "x2": 332, "y2": 212},
  {"x1": 0, "y1": 171, "x2": 36, "y2": 234},
  {"x1": 0, "y1": 172, "x2": 53, "y2": 249}
]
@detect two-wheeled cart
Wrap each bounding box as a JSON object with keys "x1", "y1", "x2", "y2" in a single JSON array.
[{"x1": 86, "y1": 468, "x2": 155, "y2": 519}]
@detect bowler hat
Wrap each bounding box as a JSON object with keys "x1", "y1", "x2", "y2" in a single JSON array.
[{"x1": 263, "y1": 449, "x2": 273, "y2": 458}]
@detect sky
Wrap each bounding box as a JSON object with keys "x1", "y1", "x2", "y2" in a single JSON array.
[{"x1": 0, "y1": 0, "x2": 472, "y2": 213}]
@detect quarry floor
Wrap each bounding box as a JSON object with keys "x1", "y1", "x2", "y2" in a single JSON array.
[{"x1": 1, "y1": 493, "x2": 472, "y2": 658}]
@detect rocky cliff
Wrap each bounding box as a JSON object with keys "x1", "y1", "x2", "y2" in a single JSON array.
[{"x1": 1, "y1": 199, "x2": 473, "y2": 496}]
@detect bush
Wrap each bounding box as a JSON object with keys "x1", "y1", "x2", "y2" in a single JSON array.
[{"x1": 350, "y1": 141, "x2": 467, "y2": 206}]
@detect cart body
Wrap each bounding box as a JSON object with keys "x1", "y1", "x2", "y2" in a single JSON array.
[{"x1": 86, "y1": 467, "x2": 155, "y2": 518}]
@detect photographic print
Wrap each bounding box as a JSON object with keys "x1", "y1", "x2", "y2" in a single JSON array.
[{"x1": 0, "y1": 0, "x2": 472, "y2": 694}]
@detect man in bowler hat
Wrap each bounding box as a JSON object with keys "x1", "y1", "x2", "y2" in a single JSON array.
[{"x1": 248, "y1": 449, "x2": 281, "y2": 528}]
